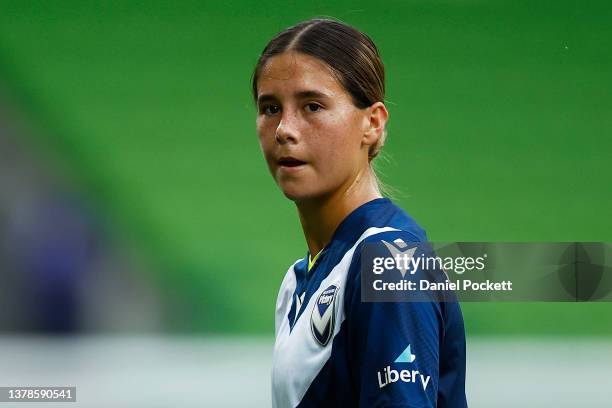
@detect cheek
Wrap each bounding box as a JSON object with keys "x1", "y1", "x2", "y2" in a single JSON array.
[
  {"x1": 255, "y1": 118, "x2": 266, "y2": 141},
  {"x1": 256, "y1": 121, "x2": 275, "y2": 152},
  {"x1": 316, "y1": 114, "x2": 362, "y2": 158},
  {"x1": 311, "y1": 127, "x2": 359, "y2": 177}
]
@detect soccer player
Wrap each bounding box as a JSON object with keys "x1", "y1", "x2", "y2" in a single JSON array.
[{"x1": 252, "y1": 18, "x2": 467, "y2": 407}]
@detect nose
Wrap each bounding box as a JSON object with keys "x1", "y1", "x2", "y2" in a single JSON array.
[{"x1": 275, "y1": 110, "x2": 300, "y2": 145}]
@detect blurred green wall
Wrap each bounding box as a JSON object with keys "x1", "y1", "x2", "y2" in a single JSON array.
[{"x1": 0, "y1": 0, "x2": 610, "y2": 334}]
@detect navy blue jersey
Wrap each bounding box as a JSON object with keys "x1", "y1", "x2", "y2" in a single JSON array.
[{"x1": 272, "y1": 198, "x2": 467, "y2": 407}]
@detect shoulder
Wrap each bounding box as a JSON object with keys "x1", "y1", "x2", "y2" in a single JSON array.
[
  {"x1": 341, "y1": 200, "x2": 431, "y2": 300},
  {"x1": 341, "y1": 220, "x2": 451, "y2": 323},
  {"x1": 349, "y1": 227, "x2": 426, "y2": 275}
]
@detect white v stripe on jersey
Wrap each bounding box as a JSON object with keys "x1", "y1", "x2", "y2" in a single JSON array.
[
  {"x1": 275, "y1": 259, "x2": 300, "y2": 338},
  {"x1": 293, "y1": 292, "x2": 305, "y2": 326},
  {"x1": 272, "y1": 226, "x2": 399, "y2": 408}
]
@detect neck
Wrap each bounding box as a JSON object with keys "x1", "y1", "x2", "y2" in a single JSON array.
[{"x1": 296, "y1": 167, "x2": 382, "y2": 256}]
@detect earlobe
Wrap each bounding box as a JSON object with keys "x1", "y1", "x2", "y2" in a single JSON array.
[
  {"x1": 362, "y1": 124, "x2": 378, "y2": 148},
  {"x1": 362, "y1": 102, "x2": 389, "y2": 147}
]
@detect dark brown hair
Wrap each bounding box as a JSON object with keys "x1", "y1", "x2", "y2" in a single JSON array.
[{"x1": 251, "y1": 18, "x2": 387, "y2": 159}]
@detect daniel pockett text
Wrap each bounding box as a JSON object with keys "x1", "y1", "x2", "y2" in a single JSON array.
[
  {"x1": 362, "y1": 242, "x2": 612, "y2": 302},
  {"x1": 360, "y1": 240, "x2": 514, "y2": 302}
]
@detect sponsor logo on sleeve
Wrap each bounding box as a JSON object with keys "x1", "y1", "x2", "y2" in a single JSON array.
[{"x1": 377, "y1": 344, "x2": 431, "y2": 391}]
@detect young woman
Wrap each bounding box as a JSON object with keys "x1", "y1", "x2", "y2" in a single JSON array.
[{"x1": 252, "y1": 18, "x2": 467, "y2": 408}]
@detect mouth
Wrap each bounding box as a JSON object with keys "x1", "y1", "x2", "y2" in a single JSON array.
[{"x1": 277, "y1": 156, "x2": 307, "y2": 168}]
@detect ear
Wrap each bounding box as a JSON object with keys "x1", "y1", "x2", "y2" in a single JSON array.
[{"x1": 362, "y1": 101, "x2": 389, "y2": 148}]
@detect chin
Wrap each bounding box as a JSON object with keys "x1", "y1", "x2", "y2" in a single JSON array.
[
  {"x1": 281, "y1": 188, "x2": 308, "y2": 202},
  {"x1": 277, "y1": 183, "x2": 311, "y2": 202},
  {"x1": 279, "y1": 185, "x2": 330, "y2": 204}
]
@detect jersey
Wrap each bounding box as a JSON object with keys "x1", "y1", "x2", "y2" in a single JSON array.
[{"x1": 272, "y1": 198, "x2": 467, "y2": 407}]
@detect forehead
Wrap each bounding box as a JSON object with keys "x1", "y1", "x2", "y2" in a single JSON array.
[{"x1": 257, "y1": 52, "x2": 346, "y2": 98}]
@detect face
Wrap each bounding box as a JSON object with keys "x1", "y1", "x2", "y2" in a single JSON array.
[{"x1": 255, "y1": 51, "x2": 372, "y2": 202}]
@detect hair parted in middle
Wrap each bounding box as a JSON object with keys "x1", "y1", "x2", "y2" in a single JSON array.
[{"x1": 252, "y1": 18, "x2": 387, "y2": 161}]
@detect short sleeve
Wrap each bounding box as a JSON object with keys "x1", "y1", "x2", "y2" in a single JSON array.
[{"x1": 345, "y1": 236, "x2": 443, "y2": 408}]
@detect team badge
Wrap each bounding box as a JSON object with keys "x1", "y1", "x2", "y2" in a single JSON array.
[{"x1": 311, "y1": 284, "x2": 339, "y2": 346}]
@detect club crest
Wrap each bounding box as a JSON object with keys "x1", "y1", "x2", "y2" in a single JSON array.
[{"x1": 311, "y1": 284, "x2": 339, "y2": 346}]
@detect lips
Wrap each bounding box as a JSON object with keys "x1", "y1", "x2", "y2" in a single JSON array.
[{"x1": 278, "y1": 156, "x2": 306, "y2": 167}]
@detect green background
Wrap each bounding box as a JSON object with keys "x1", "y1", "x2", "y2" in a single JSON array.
[{"x1": 0, "y1": 0, "x2": 610, "y2": 334}]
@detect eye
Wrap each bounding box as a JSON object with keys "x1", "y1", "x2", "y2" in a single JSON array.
[
  {"x1": 261, "y1": 104, "x2": 281, "y2": 115},
  {"x1": 305, "y1": 103, "x2": 322, "y2": 112}
]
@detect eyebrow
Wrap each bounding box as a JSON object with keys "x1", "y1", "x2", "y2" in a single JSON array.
[{"x1": 257, "y1": 90, "x2": 331, "y2": 105}]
